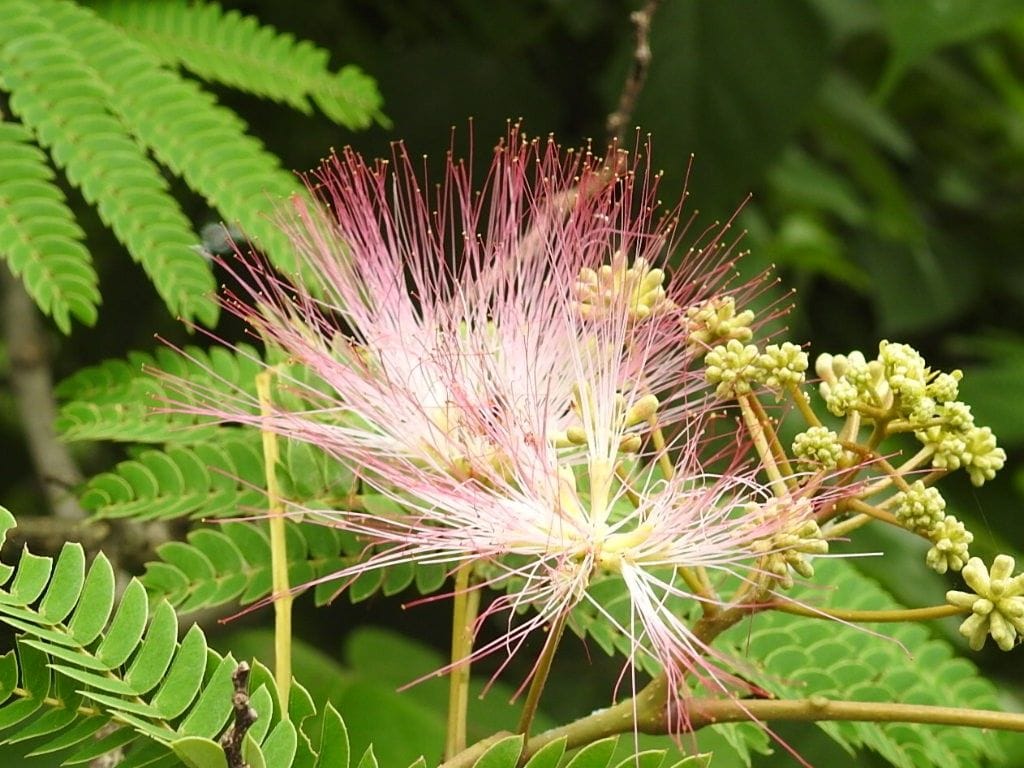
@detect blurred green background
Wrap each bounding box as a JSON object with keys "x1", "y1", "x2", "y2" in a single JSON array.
[{"x1": 4, "y1": 0, "x2": 1024, "y2": 765}]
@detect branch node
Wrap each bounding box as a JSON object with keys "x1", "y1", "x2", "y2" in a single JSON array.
[{"x1": 221, "y1": 662, "x2": 257, "y2": 768}]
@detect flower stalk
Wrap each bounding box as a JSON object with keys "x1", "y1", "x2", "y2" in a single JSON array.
[
  {"x1": 445, "y1": 565, "x2": 481, "y2": 759},
  {"x1": 256, "y1": 369, "x2": 292, "y2": 711}
]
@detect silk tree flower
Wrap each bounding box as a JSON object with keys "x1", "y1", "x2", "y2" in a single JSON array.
[
  {"x1": 165, "y1": 127, "x2": 804, "y2": 724},
  {"x1": 180, "y1": 128, "x2": 761, "y2": 482}
]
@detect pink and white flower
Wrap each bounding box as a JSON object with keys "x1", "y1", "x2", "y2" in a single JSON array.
[{"x1": 167, "y1": 126, "x2": 810, "y2": 724}]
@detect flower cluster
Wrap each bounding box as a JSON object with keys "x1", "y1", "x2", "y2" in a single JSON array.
[
  {"x1": 816, "y1": 342, "x2": 1006, "y2": 486},
  {"x1": 169, "y1": 129, "x2": 825, "y2": 713},
  {"x1": 947, "y1": 555, "x2": 1024, "y2": 651}
]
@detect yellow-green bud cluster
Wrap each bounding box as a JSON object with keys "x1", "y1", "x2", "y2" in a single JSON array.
[
  {"x1": 878, "y1": 341, "x2": 928, "y2": 401},
  {"x1": 891, "y1": 481, "x2": 946, "y2": 535},
  {"x1": 946, "y1": 555, "x2": 1024, "y2": 651},
  {"x1": 925, "y1": 515, "x2": 973, "y2": 575},
  {"x1": 817, "y1": 342, "x2": 1005, "y2": 486},
  {"x1": 575, "y1": 253, "x2": 675, "y2": 321},
  {"x1": 916, "y1": 414, "x2": 1006, "y2": 487},
  {"x1": 757, "y1": 342, "x2": 808, "y2": 391},
  {"x1": 815, "y1": 351, "x2": 888, "y2": 417},
  {"x1": 791, "y1": 426, "x2": 843, "y2": 473},
  {"x1": 683, "y1": 296, "x2": 754, "y2": 348},
  {"x1": 705, "y1": 339, "x2": 761, "y2": 399},
  {"x1": 753, "y1": 518, "x2": 828, "y2": 590}
]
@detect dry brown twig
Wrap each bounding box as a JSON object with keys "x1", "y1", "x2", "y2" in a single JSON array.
[
  {"x1": 606, "y1": 0, "x2": 662, "y2": 145},
  {"x1": 221, "y1": 662, "x2": 257, "y2": 768}
]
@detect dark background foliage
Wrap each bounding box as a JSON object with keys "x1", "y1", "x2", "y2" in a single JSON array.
[{"x1": 4, "y1": 1, "x2": 1024, "y2": 765}]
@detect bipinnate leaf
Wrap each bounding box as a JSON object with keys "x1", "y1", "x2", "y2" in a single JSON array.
[
  {"x1": 0, "y1": 119, "x2": 100, "y2": 332},
  {"x1": 40, "y1": 0, "x2": 305, "y2": 274},
  {"x1": 55, "y1": 345, "x2": 265, "y2": 444},
  {"x1": 90, "y1": 0, "x2": 386, "y2": 129},
  {"x1": 0, "y1": 1, "x2": 217, "y2": 326},
  {"x1": 0, "y1": 506, "x2": 366, "y2": 766}
]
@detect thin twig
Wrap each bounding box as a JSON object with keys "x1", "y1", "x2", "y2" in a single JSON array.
[
  {"x1": 606, "y1": 0, "x2": 662, "y2": 145},
  {"x1": 1, "y1": 268, "x2": 84, "y2": 521},
  {"x1": 221, "y1": 662, "x2": 256, "y2": 768}
]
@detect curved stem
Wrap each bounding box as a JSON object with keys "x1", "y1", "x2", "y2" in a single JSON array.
[
  {"x1": 445, "y1": 565, "x2": 481, "y2": 760},
  {"x1": 686, "y1": 696, "x2": 1024, "y2": 732},
  {"x1": 822, "y1": 512, "x2": 872, "y2": 538},
  {"x1": 845, "y1": 498, "x2": 900, "y2": 526},
  {"x1": 769, "y1": 601, "x2": 967, "y2": 623},
  {"x1": 614, "y1": 462, "x2": 641, "y2": 508},
  {"x1": 786, "y1": 383, "x2": 821, "y2": 428},
  {"x1": 841, "y1": 442, "x2": 912, "y2": 494},
  {"x1": 517, "y1": 694, "x2": 1024, "y2": 761},
  {"x1": 256, "y1": 370, "x2": 291, "y2": 712},
  {"x1": 518, "y1": 609, "x2": 570, "y2": 738}
]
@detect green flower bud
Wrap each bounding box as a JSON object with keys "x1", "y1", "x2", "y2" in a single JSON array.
[
  {"x1": 576, "y1": 253, "x2": 676, "y2": 321},
  {"x1": 705, "y1": 339, "x2": 762, "y2": 399},
  {"x1": 878, "y1": 340, "x2": 927, "y2": 402},
  {"x1": 684, "y1": 296, "x2": 755, "y2": 347},
  {"x1": 963, "y1": 426, "x2": 1007, "y2": 487},
  {"x1": 892, "y1": 481, "x2": 946, "y2": 535},
  {"x1": 791, "y1": 426, "x2": 843, "y2": 473},
  {"x1": 925, "y1": 515, "x2": 973, "y2": 575},
  {"x1": 817, "y1": 350, "x2": 888, "y2": 417},
  {"x1": 752, "y1": 518, "x2": 828, "y2": 591},
  {"x1": 947, "y1": 555, "x2": 1024, "y2": 651},
  {"x1": 757, "y1": 342, "x2": 809, "y2": 391},
  {"x1": 925, "y1": 370, "x2": 962, "y2": 404}
]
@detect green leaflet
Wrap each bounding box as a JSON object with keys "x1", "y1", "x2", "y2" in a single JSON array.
[{"x1": 90, "y1": 0, "x2": 387, "y2": 129}]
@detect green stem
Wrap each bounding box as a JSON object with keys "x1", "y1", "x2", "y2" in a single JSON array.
[
  {"x1": 822, "y1": 512, "x2": 872, "y2": 538},
  {"x1": 445, "y1": 565, "x2": 481, "y2": 760},
  {"x1": 614, "y1": 462, "x2": 641, "y2": 508},
  {"x1": 256, "y1": 370, "x2": 291, "y2": 712},
  {"x1": 516, "y1": 694, "x2": 1024, "y2": 761},
  {"x1": 687, "y1": 696, "x2": 1024, "y2": 732},
  {"x1": 517, "y1": 609, "x2": 570, "y2": 738},
  {"x1": 840, "y1": 442, "x2": 912, "y2": 494},
  {"x1": 787, "y1": 382, "x2": 821, "y2": 428},
  {"x1": 737, "y1": 394, "x2": 788, "y2": 497},
  {"x1": 647, "y1": 417, "x2": 675, "y2": 481},
  {"x1": 769, "y1": 601, "x2": 967, "y2": 623},
  {"x1": 746, "y1": 395, "x2": 797, "y2": 485},
  {"x1": 845, "y1": 497, "x2": 899, "y2": 526}
]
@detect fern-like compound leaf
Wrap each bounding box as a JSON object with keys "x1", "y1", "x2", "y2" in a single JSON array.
[
  {"x1": 90, "y1": 0, "x2": 387, "y2": 130},
  {"x1": 54, "y1": 344, "x2": 265, "y2": 443},
  {"x1": 0, "y1": 1, "x2": 218, "y2": 326},
  {"x1": 0, "y1": 118, "x2": 100, "y2": 332},
  {"x1": 0, "y1": 506, "x2": 354, "y2": 768},
  {"x1": 39, "y1": 0, "x2": 306, "y2": 275}
]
